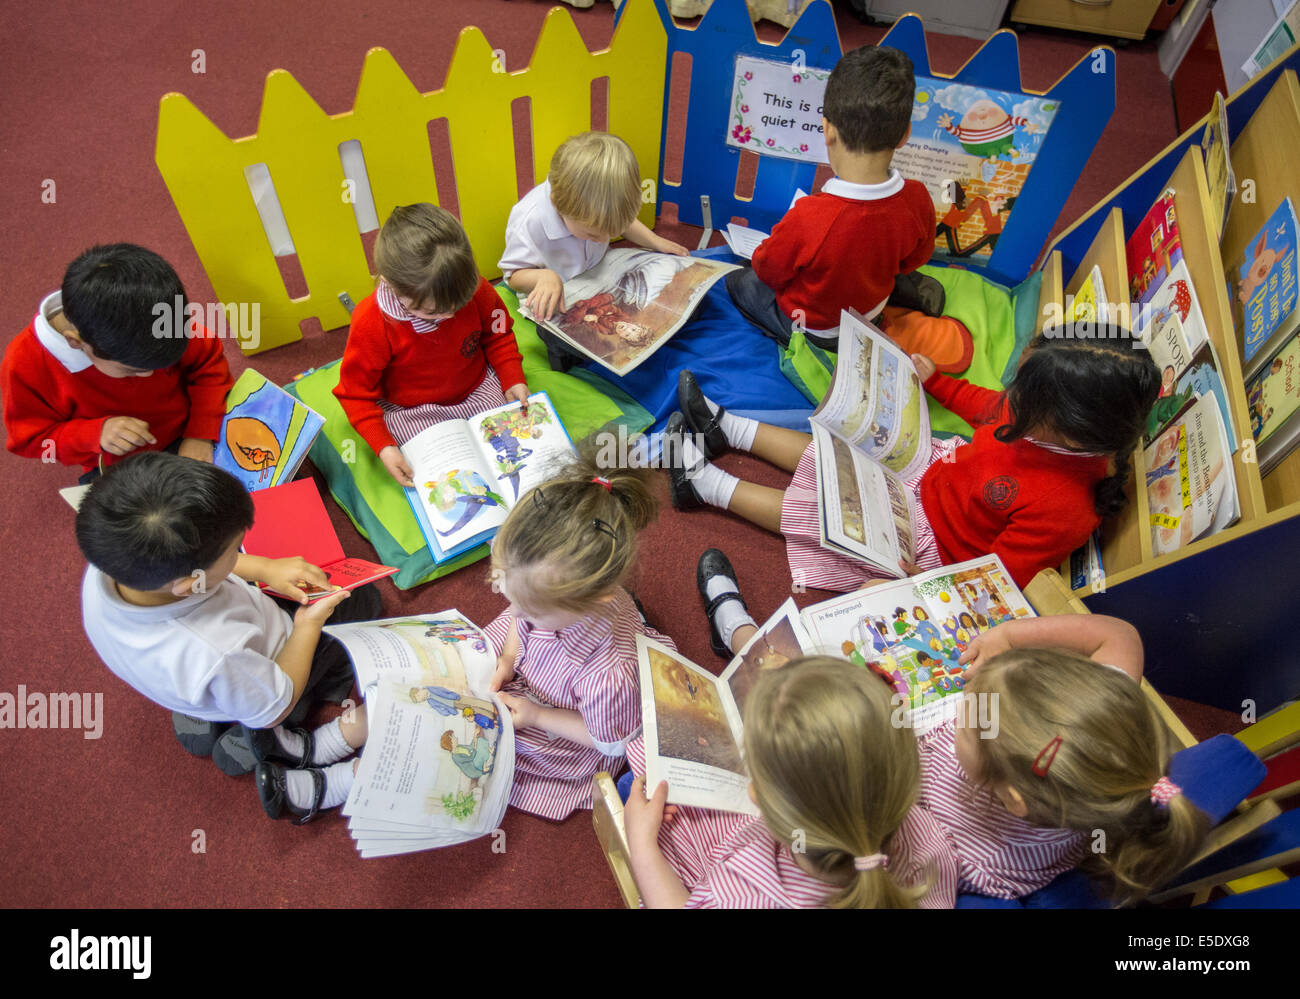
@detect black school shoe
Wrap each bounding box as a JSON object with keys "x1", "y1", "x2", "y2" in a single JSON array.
[
  {"x1": 697, "y1": 548, "x2": 748, "y2": 659},
  {"x1": 666, "y1": 413, "x2": 703, "y2": 510},
  {"x1": 255, "y1": 762, "x2": 326, "y2": 825},
  {"x1": 677, "y1": 370, "x2": 728, "y2": 460}
]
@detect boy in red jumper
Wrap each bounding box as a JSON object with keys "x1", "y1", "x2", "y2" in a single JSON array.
[
  {"x1": 333, "y1": 204, "x2": 527, "y2": 486},
  {"x1": 2, "y1": 244, "x2": 233, "y2": 481},
  {"x1": 668, "y1": 332, "x2": 1160, "y2": 604},
  {"x1": 727, "y1": 45, "x2": 939, "y2": 350}
]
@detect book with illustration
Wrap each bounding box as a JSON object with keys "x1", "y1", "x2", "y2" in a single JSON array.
[
  {"x1": 1143, "y1": 393, "x2": 1240, "y2": 557},
  {"x1": 399, "y1": 392, "x2": 576, "y2": 564},
  {"x1": 243, "y1": 478, "x2": 397, "y2": 599},
  {"x1": 520, "y1": 249, "x2": 739, "y2": 376},
  {"x1": 1127, "y1": 190, "x2": 1210, "y2": 357},
  {"x1": 1200, "y1": 92, "x2": 1236, "y2": 241},
  {"x1": 322, "y1": 612, "x2": 514, "y2": 857},
  {"x1": 215, "y1": 368, "x2": 325, "y2": 492},
  {"x1": 1069, "y1": 265, "x2": 1109, "y2": 325},
  {"x1": 1230, "y1": 198, "x2": 1300, "y2": 375},
  {"x1": 1247, "y1": 329, "x2": 1300, "y2": 474},
  {"x1": 808, "y1": 311, "x2": 929, "y2": 576},
  {"x1": 1145, "y1": 340, "x2": 1237, "y2": 453}
]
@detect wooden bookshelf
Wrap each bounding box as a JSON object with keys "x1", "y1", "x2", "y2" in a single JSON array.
[
  {"x1": 1037, "y1": 250, "x2": 1062, "y2": 333},
  {"x1": 1220, "y1": 70, "x2": 1300, "y2": 518}
]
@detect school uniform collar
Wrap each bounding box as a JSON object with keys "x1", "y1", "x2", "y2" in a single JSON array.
[
  {"x1": 33, "y1": 291, "x2": 92, "y2": 373},
  {"x1": 537, "y1": 181, "x2": 573, "y2": 242},
  {"x1": 821, "y1": 170, "x2": 905, "y2": 202}
]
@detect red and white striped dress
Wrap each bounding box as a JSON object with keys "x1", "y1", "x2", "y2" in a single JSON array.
[
  {"x1": 626, "y1": 737, "x2": 958, "y2": 909},
  {"x1": 482, "y1": 589, "x2": 675, "y2": 820},
  {"x1": 917, "y1": 718, "x2": 1086, "y2": 898},
  {"x1": 781, "y1": 437, "x2": 961, "y2": 592},
  {"x1": 374, "y1": 281, "x2": 508, "y2": 445}
]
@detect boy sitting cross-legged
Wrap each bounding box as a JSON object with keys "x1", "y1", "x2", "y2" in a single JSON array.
[{"x1": 76, "y1": 452, "x2": 377, "y2": 822}]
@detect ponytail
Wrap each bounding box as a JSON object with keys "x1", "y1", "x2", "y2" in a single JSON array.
[{"x1": 1098, "y1": 786, "x2": 1209, "y2": 905}]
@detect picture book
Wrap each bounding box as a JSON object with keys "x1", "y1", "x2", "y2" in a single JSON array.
[
  {"x1": 719, "y1": 189, "x2": 807, "y2": 259},
  {"x1": 638, "y1": 601, "x2": 815, "y2": 816},
  {"x1": 807, "y1": 311, "x2": 929, "y2": 575},
  {"x1": 1247, "y1": 329, "x2": 1300, "y2": 473},
  {"x1": 59, "y1": 484, "x2": 90, "y2": 511},
  {"x1": 520, "y1": 249, "x2": 739, "y2": 376},
  {"x1": 800, "y1": 555, "x2": 1033, "y2": 735},
  {"x1": 1230, "y1": 198, "x2": 1299, "y2": 370},
  {"x1": 322, "y1": 612, "x2": 514, "y2": 858},
  {"x1": 1127, "y1": 189, "x2": 1181, "y2": 306},
  {"x1": 400, "y1": 392, "x2": 576, "y2": 564},
  {"x1": 243, "y1": 477, "x2": 397, "y2": 600},
  {"x1": 1141, "y1": 307, "x2": 1195, "y2": 387},
  {"x1": 215, "y1": 368, "x2": 324, "y2": 492},
  {"x1": 1140, "y1": 258, "x2": 1211, "y2": 359},
  {"x1": 1200, "y1": 92, "x2": 1236, "y2": 241},
  {"x1": 1068, "y1": 530, "x2": 1104, "y2": 594},
  {"x1": 1069, "y1": 265, "x2": 1109, "y2": 325},
  {"x1": 1144, "y1": 393, "x2": 1240, "y2": 557},
  {"x1": 1146, "y1": 340, "x2": 1238, "y2": 453}
]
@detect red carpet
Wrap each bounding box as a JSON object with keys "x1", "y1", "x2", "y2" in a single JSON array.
[{"x1": 0, "y1": 0, "x2": 1240, "y2": 908}]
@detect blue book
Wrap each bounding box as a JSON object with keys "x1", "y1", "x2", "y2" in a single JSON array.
[
  {"x1": 1232, "y1": 198, "x2": 1299, "y2": 370},
  {"x1": 215, "y1": 368, "x2": 325, "y2": 492}
]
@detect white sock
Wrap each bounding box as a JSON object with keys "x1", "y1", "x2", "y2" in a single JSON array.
[
  {"x1": 680, "y1": 434, "x2": 739, "y2": 509},
  {"x1": 705, "y1": 575, "x2": 755, "y2": 651},
  {"x1": 284, "y1": 760, "x2": 355, "y2": 812},
  {"x1": 701, "y1": 392, "x2": 758, "y2": 451},
  {"x1": 310, "y1": 717, "x2": 354, "y2": 766}
]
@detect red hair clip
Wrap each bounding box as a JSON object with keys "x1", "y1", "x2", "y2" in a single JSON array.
[
  {"x1": 592, "y1": 476, "x2": 612, "y2": 492},
  {"x1": 1032, "y1": 735, "x2": 1063, "y2": 777}
]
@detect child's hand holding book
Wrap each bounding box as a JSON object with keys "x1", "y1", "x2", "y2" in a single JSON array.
[
  {"x1": 254, "y1": 555, "x2": 337, "y2": 606},
  {"x1": 379, "y1": 445, "x2": 415, "y2": 487}
]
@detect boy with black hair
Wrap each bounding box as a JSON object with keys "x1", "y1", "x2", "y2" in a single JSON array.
[
  {"x1": 725, "y1": 45, "x2": 940, "y2": 350},
  {"x1": 2, "y1": 243, "x2": 233, "y2": 481},
  {"x1": 77, "y1": 452, "x2": 376, "y2": 821}
]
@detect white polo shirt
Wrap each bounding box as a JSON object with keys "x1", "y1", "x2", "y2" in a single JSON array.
[
  {"x1": 497, "y1": 180, "x2": 608, "y2": 280},
  {"x1": 81, "y1": 567, "x2": 296, "y2": 729}
]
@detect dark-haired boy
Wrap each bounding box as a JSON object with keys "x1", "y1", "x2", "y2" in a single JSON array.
[
  {"x1": 726, "y1": 46, "x2": 938, "y2": 349},
  {"x1": 2, "y1": 244, "x2": 233, "y2": 481},
  {"x1": 77, "y1": 452, "x2": 375, "y2": 822}
]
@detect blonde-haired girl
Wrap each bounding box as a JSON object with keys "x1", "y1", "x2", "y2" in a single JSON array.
[
  {"x1": 482, "y1": 453, "x2": 668, "y2": 819},
  {"x1": 922, "y1": 614, "x2": 1209, "y2": 903},
  {"x1": 624, "y1": 656, "x2": 957, "y2": 909}
]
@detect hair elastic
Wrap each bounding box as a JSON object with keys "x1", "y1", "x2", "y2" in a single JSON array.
[
  {"x1": 1032, "y1": 735, "x2": 1063, "y2": 777},
  {"x1": 1150, "y1": 775, "x2": 1182, "y2": 808},
  {"x1": 853, "y1": 853, "x2": 888, "y2": 872},
  {"x1": 592, "y1": 476, "x2": 612, "y2": 492}
]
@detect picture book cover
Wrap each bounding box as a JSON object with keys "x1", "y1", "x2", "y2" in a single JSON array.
[
  {"x1": 400, "y1": 392, "x2": 576, "y2": 564},
  {"x1": 215, "y1": 368, "x2": 325, "y2": 491},
  {"x1": 1143, "y1": 394, "x2": 1239, "y2": 556},
  {"x1": 521, "y1": 249, "x2": 739, "y2": 376},
  {"x1": 244, "y1": 478, "x2": 397, "y2": 599},
  {"x1": 1126, "y1": 189, "x2": 1181, "y2": 306},
  {"x1": 1200, "y1": 92, "x2": 1235, "y2": 241},
  {"x1": 323, "y1": 612, "x2": 514, "y2": 857},
  {"x1": 894, "y1": 77, "x2": 1059, "y2": 260},
  {"x1": 1146, "y1": 341, "x2": 1238, "y2": 453},
  {"x1": 1069, "y1": 265, "x2": 1108, "y2": 325},
  {"x1": 1247, "y1": 329, "x2": 1300, "y2": 447},
  {"x1": 1230, "y1": 198, "x2": 1299, "y2": 367},
  {"x1": 1068, "y1": 530, "x2": 1104, "y2": 594},
  {"x1": 800, "y1": 556, "x2": 1033, "y2": 734}
]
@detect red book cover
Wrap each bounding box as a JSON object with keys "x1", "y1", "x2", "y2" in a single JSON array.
[{"x1": 1126, "y1": 189, "x2": 1182, "y2": 306}]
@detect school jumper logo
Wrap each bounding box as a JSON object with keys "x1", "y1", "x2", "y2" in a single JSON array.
[{"x1": 982, "y1": 475, "x2": 1019, "y2": 509}]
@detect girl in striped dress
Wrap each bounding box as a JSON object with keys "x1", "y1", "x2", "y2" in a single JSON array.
[
  {"x1": 623, "y1": 656, "x2": 958, "y2": 909},
  {"x1": 482, "y1": 457, "x2": 669, "y2": 820},
  {"x1": 670, "y1": 332, "x2": 1160, "y2": 590},
  {"x1": 923, "y1": 614, "x2": 1209, "y2": 903}
]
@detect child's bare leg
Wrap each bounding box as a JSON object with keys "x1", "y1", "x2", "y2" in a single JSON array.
[
  {"x1": 339, "y1": 702, "x2": 368, "y2": 750},
  {"x1": 747, "y1": 424, "x2": 812, "y2": 473},
  {"x1": 727, "y1": 481, "x2": 786, "y2": 535},
  {"x1": 729, "y1": 623, "x2": 759, "y2": 655}
]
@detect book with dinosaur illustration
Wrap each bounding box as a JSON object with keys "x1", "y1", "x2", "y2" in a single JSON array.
[{"x1": 400, "y1": 392, "x2": 576, "y2": 564}]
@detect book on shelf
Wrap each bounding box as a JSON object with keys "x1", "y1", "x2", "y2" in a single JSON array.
[
  {"x1": 1127, "y1": 189, "x2": 1211, "y2": 357},
  {"x1": 400, "y1": 392, "x2": 576, "y2": 565},
  {"x1": 1143, "y1": 393, "x2": 1240, "y2": 557},
  {"x1": 519, "y1": 249, "x2": 738, "y2": 376},
  {"x1": 243, "y1": 477, "x2": 397, "y2": 599},
  {"x1": 1146, "y1": 341, "x2": 1238, "y2": 455},
  {"x1": 1200, "y1": 91, "x2": 1236, "y2": 242},
  {"x1": 1068, "y1": 530, "x2": 1104, "y2": 593},
  {"x1": 1247, "y1": 328, "x2": 1300, "y2": 474},
  {"x1": 215, "y1": 368, "x2": 325, "y2": 492},
  {"x1": 807, "y1": 310, "x2": 932, "y2": 576},
  {"x1": 1229, "y1": 197, "x2": 1300, "y2": 377},
  {"x1": 1069, "y1": 265, "x2": 1109, "y2": 325},
  {"x1": 322, "y1": 612, "x2": 513, "y2": 857},
  {"x1": 637, "y1": 556, "x2": 1032, "y2": 815}
]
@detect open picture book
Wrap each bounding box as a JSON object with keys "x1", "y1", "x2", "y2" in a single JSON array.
[
  {"x1": 322, "y1": 612, "x2": 514, "y2": 858},
  {"x1": 807, "y1": 310, "x2": 930, "y2": 576},
  {"x1": 639, "y1": 556, "x2": 1031, "y2": 815},
  {"x1": 401, "y1": 392, "x2": 576, "y2": 564},
  {"x1": 519, "y1": 248, "x2": 738, "y2": 376}
]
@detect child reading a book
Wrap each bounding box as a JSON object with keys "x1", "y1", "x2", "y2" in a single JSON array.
[
  {"x1": 481, "y1": 454, "x2": 670, "y2": 820},
  {"x1": 76, "y1": 453, "x2": 375, "y2": 815},
  {"x1": 497, "y1": 131, "x2": 688, "y2": 369},
  {"x1": 623, "y1": 656, "x2": 957, "y2": 908},
  {"x1": 2, "y1": 243, "x2": 233, "y2": 480},
  {"x1": 725, "y1": 45, "x2": 940, "y2": 350},
  {"x1": 921, "y1": 614, "x2": 1208, "y2": 902},
  {"x1": 670, "y1": 331, "x2": 1161, "y2": 589},
  {"x1": 333, "y1": 204, "x2": 528, "y2": 486}
]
